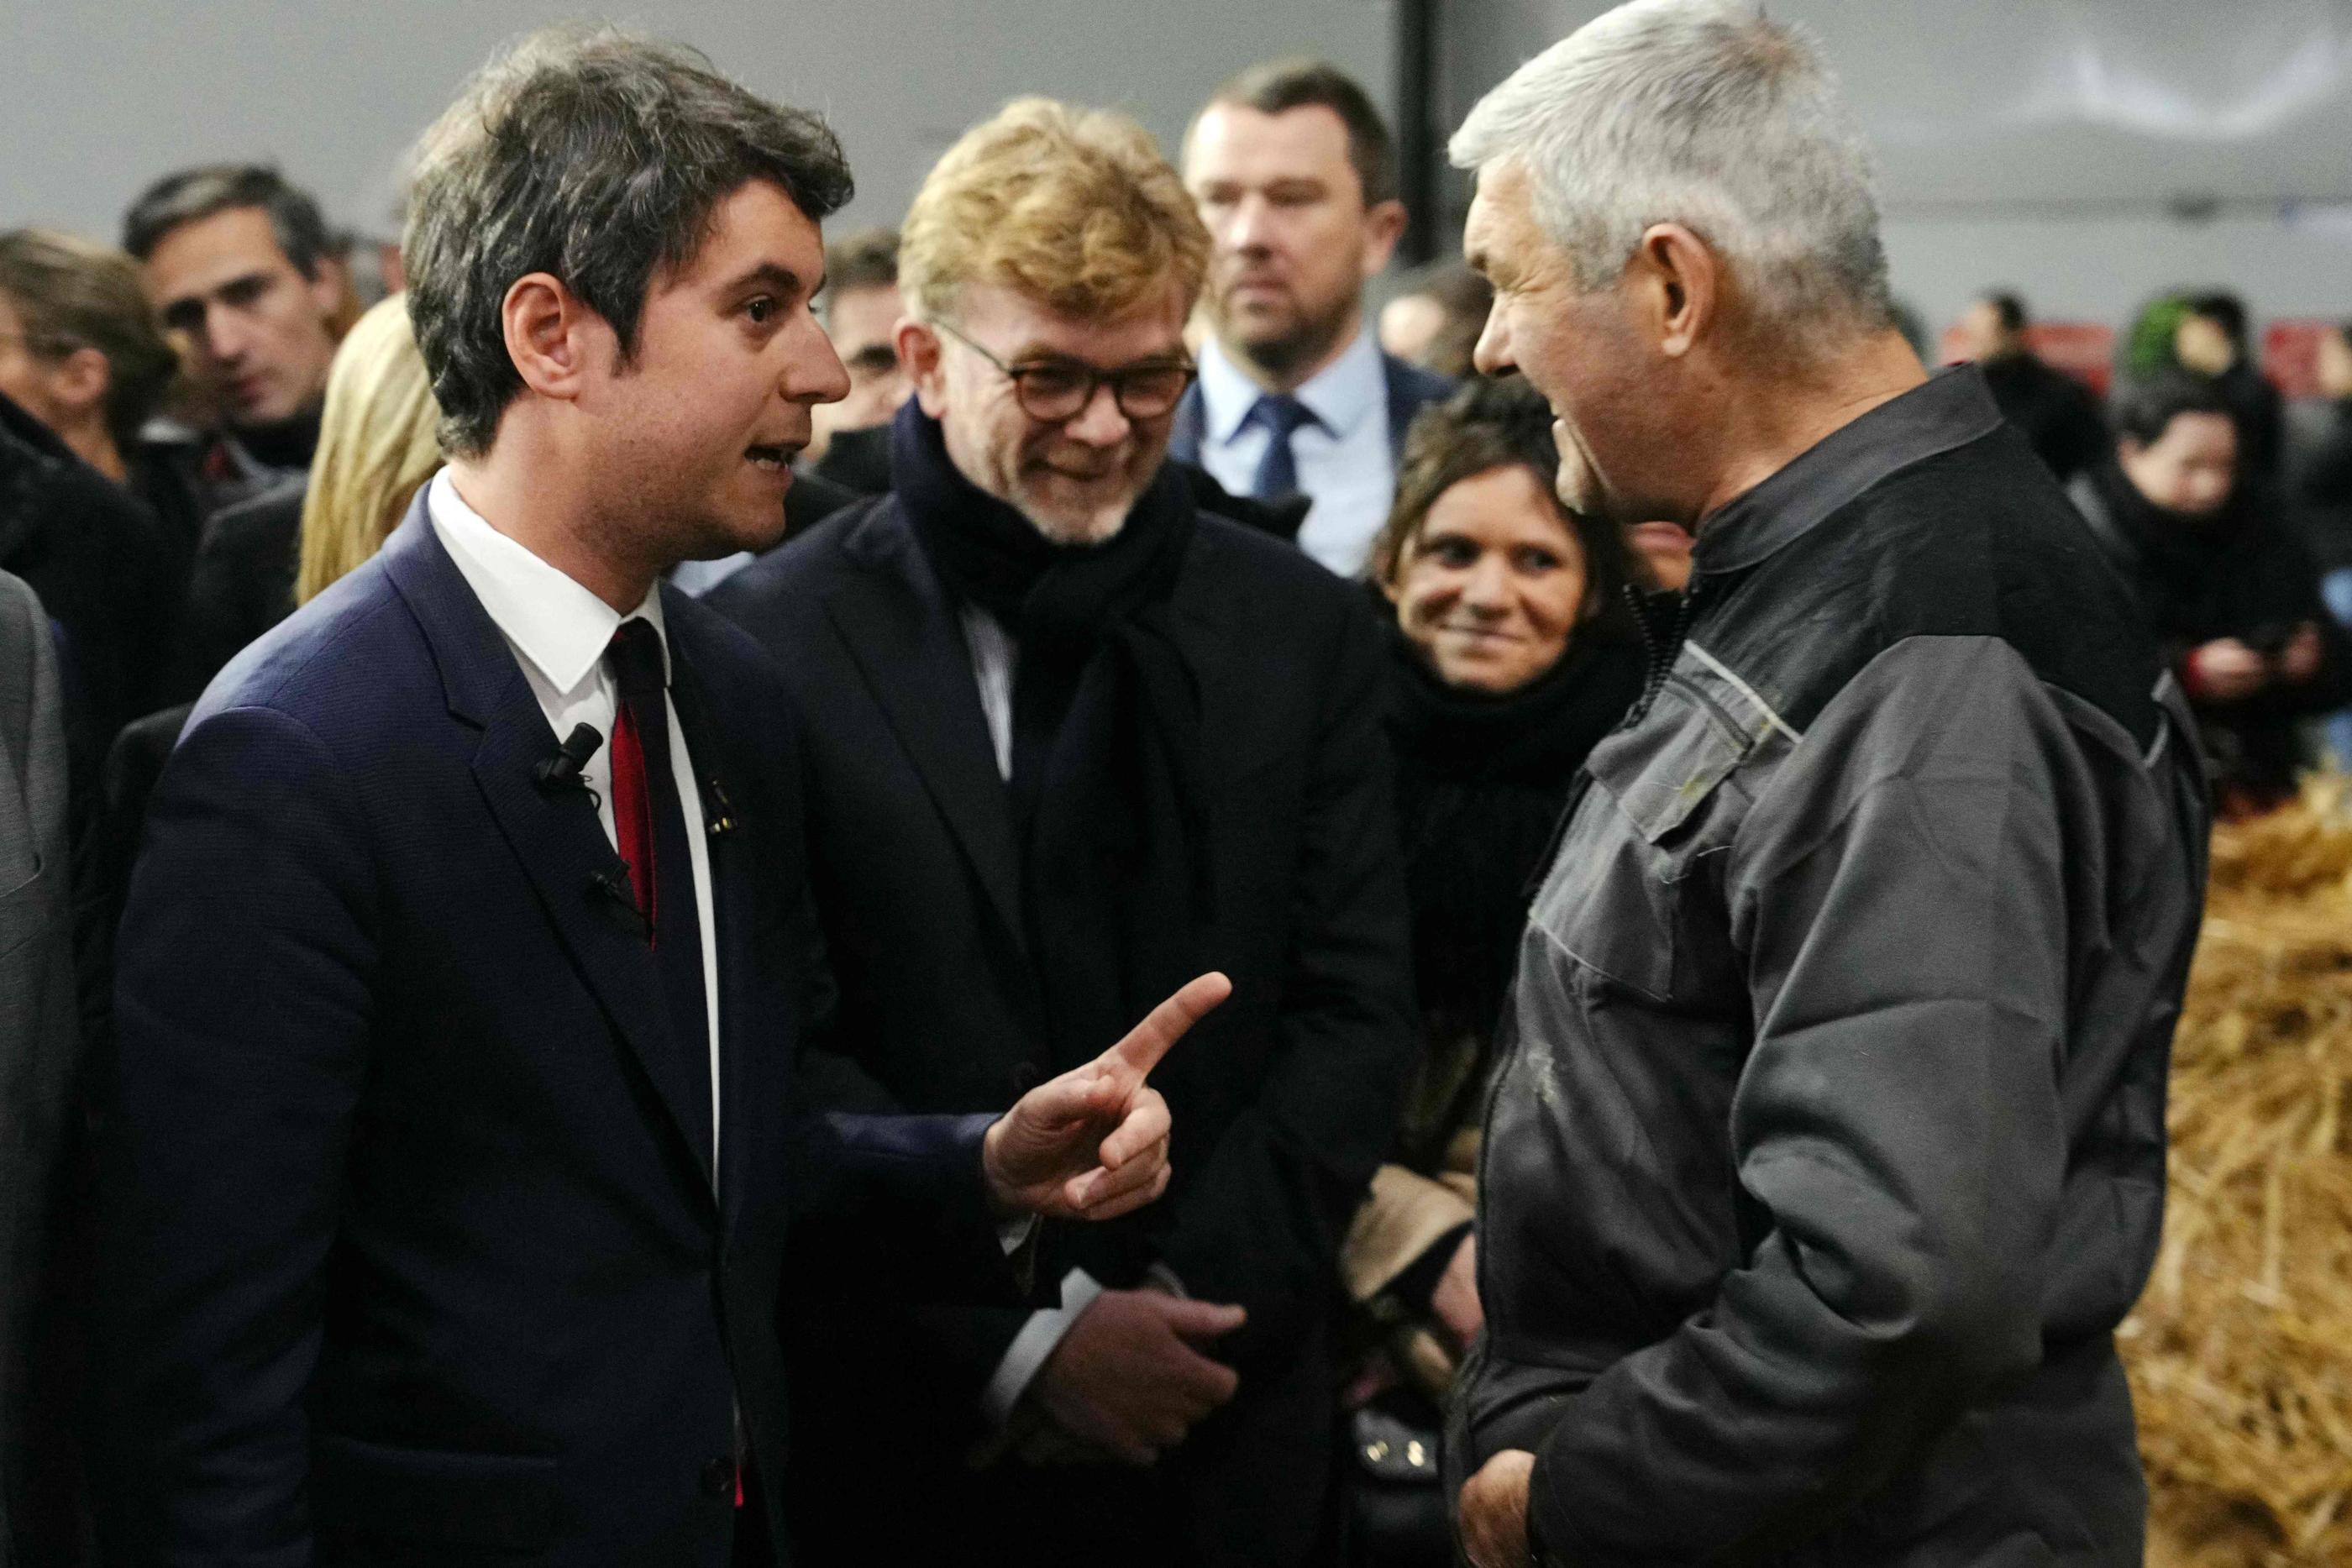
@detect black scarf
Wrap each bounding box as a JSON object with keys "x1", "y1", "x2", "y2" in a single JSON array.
[
  {"x1": 1382, "y1": 615, "x2": 1643, "y2": 1167},
  {"x1": 233, "y1": 405, "x2": 322, "y2": 473},
  {"x1": 2085, "y1": 457, "x2": 2309, "y2": 647},
  {"x1": 893, "y1": 401, "x2": 1210, "y2": 1073}
]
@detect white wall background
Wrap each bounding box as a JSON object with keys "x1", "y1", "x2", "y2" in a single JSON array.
[
  {"x1": 0, "y1": 0, "x2": 1394, "y2": 244},
  {"x1": 7, "y1": 0, "x2": 2349, "y2": 342},
  {"x1": 1431, "y1": 0, "x2": 2352, "y2": 339}
]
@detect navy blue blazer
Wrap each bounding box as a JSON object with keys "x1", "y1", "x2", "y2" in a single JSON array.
[
  {"x1": 1166, "y1": 347, "x2": 1455, "y2": 481},
  {"x1": 94, "y1": 498, "x2": 1021, "y2": 1566}
]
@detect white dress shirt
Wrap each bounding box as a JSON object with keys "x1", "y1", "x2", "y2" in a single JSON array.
[
  {"x1": 426, "y1": 469, "x2": 724, "y2": 1168},
  {"x1": 1194, "y1": 324, "x2": 1396, "y2": 577}
]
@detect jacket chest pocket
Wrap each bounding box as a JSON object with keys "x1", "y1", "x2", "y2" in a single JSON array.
[{"x1": 1531, "y1": 683, "x2": 1752, "y2": 1005}]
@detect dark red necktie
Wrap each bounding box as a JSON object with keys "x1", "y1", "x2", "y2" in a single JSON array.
[
  {"x1": 602, "y1": 618, "x2": 713, "y2": 1165},
  {"x1": 606, "y1": 667, "x2": 658, "y2": 933}
]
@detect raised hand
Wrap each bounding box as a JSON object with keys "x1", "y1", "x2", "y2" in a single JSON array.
[{"x1": 981, "y1": 972, "x2": 1231, "y2": 1222}]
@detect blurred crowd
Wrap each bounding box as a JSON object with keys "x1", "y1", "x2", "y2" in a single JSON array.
[{"x1": 0, "y1": 9, "x2": 2319, "y2": 1565}]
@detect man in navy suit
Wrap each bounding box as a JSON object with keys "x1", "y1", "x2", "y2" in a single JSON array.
[
  {"x1": 1174, "y1": 60, "x2": 1453, "y2": 576},
  {"x1": 94, "y1": 31, "x2": 1215, "y2": 1566}
]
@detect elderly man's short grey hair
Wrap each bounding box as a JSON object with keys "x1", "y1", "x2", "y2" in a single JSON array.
[
  {"x1": 1450, "y1": 0, "x2": 1891, "y2": 338},
  {"x1": 403, "y1": 26, "x2": 853, "y2": 456}
]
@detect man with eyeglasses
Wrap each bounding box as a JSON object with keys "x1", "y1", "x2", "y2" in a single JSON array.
[{"x1": 709, "y1": 97, "x2": 1415, "y2": 1568}]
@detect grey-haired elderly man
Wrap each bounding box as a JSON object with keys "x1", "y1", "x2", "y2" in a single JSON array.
[{"x1": 1442, "y1": 3, "x2": 2207, "y2": 1565}]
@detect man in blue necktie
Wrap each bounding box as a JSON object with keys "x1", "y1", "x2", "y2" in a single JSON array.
[{"x1": 1173, "y1": 60, "x2": 1453, "y2": 576}]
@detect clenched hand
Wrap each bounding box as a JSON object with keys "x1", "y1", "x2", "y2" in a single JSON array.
[
  {"x1": 1021, "y1": 1287, "x2": 1247, "y2": 1466},
  {"x1": 1458, "y1": 1448, "x2": 1536, "y2": 1568}
]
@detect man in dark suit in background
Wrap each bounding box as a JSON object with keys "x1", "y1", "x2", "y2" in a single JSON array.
[
  {"x1": 1950, "y1": 289, "x2": 2108, "y2": 484},
  {"x1": 711, "y1": 97, "x2": 1415, "y2": 1568},
  {"x1": 96, "y1": 34, "x2": 1210, "y2": 1567},
  {"x1": 2, "y1": 569, "x2": 88, "y2": 1567},
  {"x1": 121, "y1": 165, "x2": 348, "y2": 548},
  {"x1": 0, "y1": 391, "x2": 178, "y2": 778},
  {"x1": 1173, "y1": 60, "x2": 1452, "y2": 574}
]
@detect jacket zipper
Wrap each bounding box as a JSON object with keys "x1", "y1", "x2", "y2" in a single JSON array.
[{"x1": 1625, "y1": 578, "x2": 1703, "y2": 726}]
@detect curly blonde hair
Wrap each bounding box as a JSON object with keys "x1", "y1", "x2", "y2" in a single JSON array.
[{"x1": 900, "y1": 97, "x2": 1209, "y2": 323}]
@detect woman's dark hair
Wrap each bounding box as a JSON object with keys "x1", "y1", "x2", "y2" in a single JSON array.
[
  {"x1": 2188, "y1": 290, "x2": 2251, "y2": 354},
  {"x1": 1980, "y1": 290, "x2": 2028, "y2": 334},
  {"x1": 2111, "y1": 369, "x2": 2235, "y2": 448},
  {"x1": 1370, "y1": 376, "x2": 1636, "y2": 643},
  {"x1": 403, "y1": 29, "x2": 853, "y2": 456}
]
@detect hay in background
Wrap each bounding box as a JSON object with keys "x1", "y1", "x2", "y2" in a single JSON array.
[{"x1": 2125, "y1": 777, "x2": 2352, "y2": 1566}]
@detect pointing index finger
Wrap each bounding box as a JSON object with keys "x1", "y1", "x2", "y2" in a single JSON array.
[{"x1": 1108, "y1": 971, "x2": 1231, "y2": 1082}]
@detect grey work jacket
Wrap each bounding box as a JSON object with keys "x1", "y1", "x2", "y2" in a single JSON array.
[{"x1": 1455, "y1": 369, "x2": 2208, "y2": 1566}]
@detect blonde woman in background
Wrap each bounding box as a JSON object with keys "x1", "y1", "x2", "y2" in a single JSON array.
[
  {"x1": 296, "y1": 292, "x2": 439, "y2": 603},
  {"x1": 171, "y1": 293, "x2": 438, "y2": 695}
]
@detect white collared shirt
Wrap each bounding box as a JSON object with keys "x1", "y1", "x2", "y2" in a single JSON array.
[
  {"x1": 426, "y1": 469, "x2": 724, "y2": 1167},
  {"x1": 1195, "y1": 324, "x2": 1395, "y2": 577}
]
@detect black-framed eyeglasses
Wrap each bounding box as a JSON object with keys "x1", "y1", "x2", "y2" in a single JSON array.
[{"x1": 932, "y1": 319, "x2": 1194, "y2": 423}]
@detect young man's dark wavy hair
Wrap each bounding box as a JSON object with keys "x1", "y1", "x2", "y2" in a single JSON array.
[{"x1": 403, "y1": 28, "x2": 853, "y2": 457}]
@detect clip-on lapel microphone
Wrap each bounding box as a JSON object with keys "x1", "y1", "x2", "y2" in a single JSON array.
[
  {"x1": 535, "y1": 723, "x2": 604, "y2": 793},
  {"x1": 534, "y1": 723, "x2": 643, "y2": 931}
]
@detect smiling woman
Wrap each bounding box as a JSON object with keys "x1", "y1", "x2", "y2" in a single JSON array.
[
  {"x1": 1371, "y1": 375, "x2": 1636, "y2": 685},
  {"x1": 1341, "y1": 376, "x2": 1643, "y2": 1502}
]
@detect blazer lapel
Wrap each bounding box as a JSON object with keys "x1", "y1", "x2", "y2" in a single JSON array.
[
  {"x1": 1382, "y1": 352, "x2": 1452, "y2": 456},
  {"x1": 663, "y1": 616, "x2": 763, "y2": 1239},
  {"x1": 381, "y1": 504, "x2": 717, "y2": 1199},
  {"x1": 1168, "y1": 381, "x2": 1206, "y2": 467},
  {"x1": 825, "y1": 504, "x2": 1028, "y2": 953}
]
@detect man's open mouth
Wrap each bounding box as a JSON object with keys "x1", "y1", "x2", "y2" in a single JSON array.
[{"x1": 746, "y1": 444, "x2": 795, "y2": 471}]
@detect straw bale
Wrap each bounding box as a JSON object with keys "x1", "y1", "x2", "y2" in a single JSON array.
[{"x1": 2124, "y1": 778, "x2": 2352, "y2": 1566}]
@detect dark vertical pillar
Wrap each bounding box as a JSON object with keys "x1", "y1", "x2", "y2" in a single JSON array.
[{"x1": 1396, "y1": 0, "x2": 1440, "y2": 265}]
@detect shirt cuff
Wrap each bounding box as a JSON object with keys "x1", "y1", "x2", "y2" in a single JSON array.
[{"x1": 979, "y1": 1266, "x2": 1105, "y2": 1428}]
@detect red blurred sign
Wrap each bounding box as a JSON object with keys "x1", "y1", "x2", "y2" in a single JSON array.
[
  {"x1": 1941, "y1": 320, "x2": 2114, "y2": 397},
  {"x1": 2022, "y1": 323, "x2": 2114, "y2": 397},
  {"x1": 2264, "y1": 320, "x2": 2331, "y2": 399}
]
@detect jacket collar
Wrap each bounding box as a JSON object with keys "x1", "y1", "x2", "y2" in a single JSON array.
[
  {"x1": 377, "y1": 493, "x2": 524, "y2": 728},
  {"x1": 824, "y1": 498, "x2": 1228, "y2": 962},
  {"x1": 425, "y1": 469, "x2": 669, "y2": 697},
  {"x1": 1195, "y1": 328, "x2": 1387, "y2": 446},
  {"x1": 380, "y1": 496, "x2": 725, "y2": 1211},
  {"x1": 1694, "y1": 365, "x2": 2002, "y2": 576},
  {"x1": 1169, "y1": 345, "x2": 1453, "y2": 469},
  {"x1": 829, "y1": 498, "x2": 1031, "y2": 953}
]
